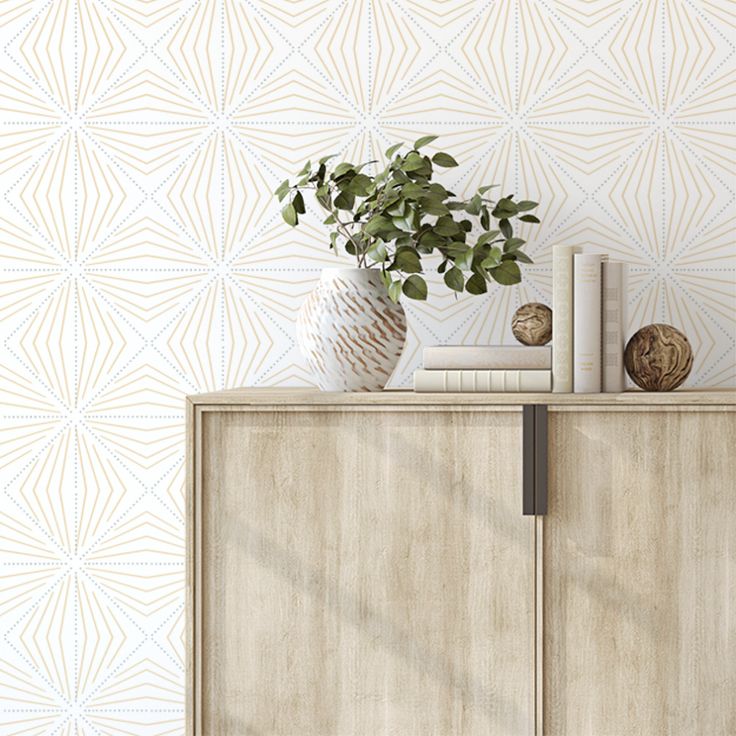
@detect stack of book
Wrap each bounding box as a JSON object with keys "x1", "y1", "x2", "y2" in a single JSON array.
[
  {"x1": 413, "y1": 345, "x2": 552, "y2": 392},
  {"x1": 553, "y1": 248, "x2": 627, "y2": 393},
  {"x1": 412, "y1": 247, "x2": 628, "y2": 394}
]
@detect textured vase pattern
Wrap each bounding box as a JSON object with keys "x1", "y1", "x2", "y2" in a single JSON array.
[{"x1": 297, "y1": 269, "x2": 407, "y2": 391}]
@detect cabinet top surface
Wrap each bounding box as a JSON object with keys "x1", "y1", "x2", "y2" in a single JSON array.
[{"x1": 188, "y1": 387, "x2": 736, "y2": 407}]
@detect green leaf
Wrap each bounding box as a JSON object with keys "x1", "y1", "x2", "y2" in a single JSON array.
[
  {"x1": 432, "y1": 152, "x2": 459, "y2": 167},
  {"x1": 499, "y1": 218, "x2": 513, "y2": 239},
  {"x1": 364, "y1": 214, "x2": 394, "y2": 236},
  {"x1": 477, "y1": 229, "x2": 501, "y2": 246},
  {"x1": 329, "y1": 231, "x2": 339, "y2": 249},
  {"x1": 403, "y1": 152, "x2": 428, "y2": 172},
  {"x1": 392, "y1": 215, "x2": 415, "y2": 232},
  {"x1": 402, "y1": 274, "x2": 427, "y2": 300},
  {"x1": 297, "y1": 160, "x2": 311, "y2": 176},
  {"x1": 490, "y1": 260, "x2": 522, "y2": 285},
  {"x1": 346, "y1": 173, "x2": 373, "y2": 196},
  {"x1": 480, "y1": 207, "x2": 490, "y2": 231},
  {"x1": 416, "y1": 230, "x2": 446, "y2": 249},
  {"x1": 334, "y1": 191, "x2": 355, "y2": 210},
  {"x1": 395, "y1": 248, "x2": 422, "y2": 273},
  {"x1": 454, "y1": 248, "x2": 474, "y2": 271},
  {"x1": 274, "y1": 179, "x2": 291, "y2": 201},
  {"x1": 465, "y1": 194, "x2": 482, "y2": 216},
  {"x1": 282, "y1": 202, "x2": 297, "y2": 227},
  {"x1": 434, "y1": 215, "x2": 460, "y2": 237},
  {"x1": 492, "y1": 198, "x2": 519, "y2": 218},
  {"x1": 420, "y1": 199, "x2": 450, "y2": 216},
  {"x1": 465, "y1": 272, "x2": 488, "y2": 295},
  {"x1": 401, "y1": 182, "x2": 426, "y2": 199},
  {"x1": 478, "y1": 184, "x2": 498, "y2": 194},
  {"x1": 443, "y1": 267, "x2": 464, "y2": 292},
  {"x1": 388, "y1": 280, "x2": 403, "y2": 303},
  {"x1": 504, "y1": 237, "x2": 525, "y2": 252},
  {"x1": 414, "y1": 134, "x2": 439, "y2": 149},
  {"x1": 481, "y1": 246, "x2": 502, "y2": 269},
  {"x1": 517, "y1": 200, "x2": 538, "y2": 211},
  {"x1": 385, "y1": 142, "x2": 404, "y2": 159},
  {"x1": 386, "y1": 200, "x2": 406, "y2": 217},
  {"x1": 293, "y1": 191, "x2": 306, "y2": 214},
  {"x1": 333, "y1": 162, "x2": 354, "y2": 177},
  {"x1": 323, "y1": 214, "x2": 336, "y2": 225},
  {"x1": 443, "y1": 240, "x2": 468, "y2": 254},
  {"x1": 519, "y1": 214, "x2": 540, "y2": 223},
  {"x1": 319, "y1": 153, "x2": 338, "y2": 165},
  {"x1": 366, "y1": 241, "x2": 388, "y2": 263},
  {"x1": 514, "y1": 250, "x2": 534, "y2": 264}
]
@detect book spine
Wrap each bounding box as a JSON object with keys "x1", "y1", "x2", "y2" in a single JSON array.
[
  {"x1": 602, "y1": 261, "x2": 627, "y2": 392},
  {"x1": 413, "y1": 370, "x2": 552, "y2": 392},
  {"x1": 423, "y1": 346, "x2": 551, "y2": 370},
  {"x1": 552, "y1": 245, "x2": 579, "y2": 392},
  {"x1": 573, "y1": 253, "x2": 603, "y2": 393}
]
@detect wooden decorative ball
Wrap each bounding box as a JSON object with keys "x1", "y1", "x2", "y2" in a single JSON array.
[
  {"x1": 512, "y1": 302, "x2": 552, "y2": 346},
  {"x1": 624, "y1": 324, "x2": 693, "y2": 391}
]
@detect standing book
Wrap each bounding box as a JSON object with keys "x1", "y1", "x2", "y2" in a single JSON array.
[
  {"x1": 602, "y1": 261, "x2": 627, "y2": 392},
  {"x1": 552, "y1": 245, "x2": 580, "y2": 392},
  {"x1": 573, "y1": 253, "x2": 603, "y2": 393}
]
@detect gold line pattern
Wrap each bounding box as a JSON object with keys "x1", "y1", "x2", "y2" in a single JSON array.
[{"x1": 0, "y1": 0, "x2": 734, "y2": 729}]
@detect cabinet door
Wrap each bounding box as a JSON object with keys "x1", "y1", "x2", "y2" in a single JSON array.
[
  {"x1": 193, "y1": 407, "x2": 535, "y2": 736},
  {"x1": 543, "y1": 408, "x2": 736, "y2": 735}
]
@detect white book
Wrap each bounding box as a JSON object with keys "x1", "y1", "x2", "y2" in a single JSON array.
[
  {"x1": 423, "y1": 345, "x2": 551, "y2": 370},
  {"x1": 573, "y1": 253, "x2": 603, "y2": 393},
  {"x1": 602, "y1": 261, "x2": 628, "y2": 392},
  {"x1": 552, "y1": 245, "x2": 581, "y2": 392},
  {"x1": 413, "y1": 369, "x2": 551, "y2": 392}
]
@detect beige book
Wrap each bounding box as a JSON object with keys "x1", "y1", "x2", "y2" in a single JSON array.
[
  {"x1": 423, "y1": 345, "x2": 551, "y2": 370},
  {"x1": 573, "y1": 253, "x2": 603, "y2": 393},
  {"x1": 552, "y1": 245, "x2": 581, "y2": 392},
  {"x1": 602, "y1": 261, "x2": 628, "y2": 392},
  {"x1": 413, "y1": 369, "x2": 552, "y2": 392}
]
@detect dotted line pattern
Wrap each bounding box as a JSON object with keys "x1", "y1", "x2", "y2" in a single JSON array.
[{"x1": 0, "y1": 0, "x2": 735, "y2": 723}]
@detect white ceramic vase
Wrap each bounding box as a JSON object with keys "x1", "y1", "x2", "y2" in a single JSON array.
[{"x1": 297, "y1": 268, "x2": 407, "y2": 391}]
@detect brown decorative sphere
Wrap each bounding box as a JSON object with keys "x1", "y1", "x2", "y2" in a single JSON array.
[
  {"x1": 624, "y1": 324, "x2": 693, "y2": 391},
  {"x1": 512, "y1": 302, "x2": 552, "y2": 346}
]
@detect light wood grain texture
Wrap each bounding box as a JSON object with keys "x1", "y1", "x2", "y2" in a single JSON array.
[
  {"x1": 192, "y1": 407, "x2": 535, "y2": 735},
  {"x1": 188, "y1": 387, "x2": 736, "y2": 407},
  {"x1": 544, "y1": 409, "x2": 736, "y2": 735}
]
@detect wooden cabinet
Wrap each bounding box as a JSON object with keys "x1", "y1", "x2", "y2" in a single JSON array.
[
  {"x1": 187, "y1": 390, "x2": 736, "y2": 736},
  {"x1": 543, "y1": 408, "x2": 736, "y2": 735}
]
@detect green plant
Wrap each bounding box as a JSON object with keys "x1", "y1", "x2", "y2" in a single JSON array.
[{"x1": 275, "y1": 136, "x2": 540, "y2": 301}]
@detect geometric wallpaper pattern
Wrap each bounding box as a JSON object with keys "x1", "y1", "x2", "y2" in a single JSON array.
[{"x1": 0, "y1": 0, "x2": 734, "y2": 731}]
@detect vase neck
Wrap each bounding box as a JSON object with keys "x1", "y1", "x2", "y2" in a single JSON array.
[{"x1": 320, "y1": 267, "x2": 383, "y2": 286}]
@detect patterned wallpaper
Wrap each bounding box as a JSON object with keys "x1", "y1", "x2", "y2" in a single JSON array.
[{"x1": 0, "y1": 0, "x2": 734, "y2": 731}]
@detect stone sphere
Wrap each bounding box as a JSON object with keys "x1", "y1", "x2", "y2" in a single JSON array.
[
  {"x1": 512, "y1": 302, "x2": 552, "y2": 346},
  {"x1": 624, "y1": 324, "x2": 693, "y2": 391}
]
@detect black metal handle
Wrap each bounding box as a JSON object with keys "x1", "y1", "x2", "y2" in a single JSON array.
[
  {"x1": 534, "y1": 405, "x2": 548, "y2": 515},
  {"x1": 522, "y1": 405, "x2": 548, "y2": 516},
  {"x1": 523, "y1": 406, "x2": 536, "y2": 515}
]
